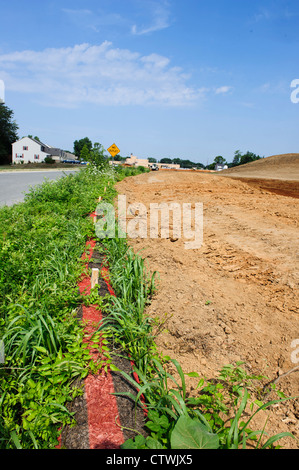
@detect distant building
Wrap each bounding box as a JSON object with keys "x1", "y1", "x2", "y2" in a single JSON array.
[
  {"x1": 12, "y1": 137, "x2": 77, "y2": 164},
  {"x1": 125, "y1": 154, "x2": 149, "y2": 168},
  {"x1": 215, "y1": 163, "x2": 228, "y2": 171},
  {"x1": 125, "y1": 154, "x2": 180, "y2": 170},
  {"x1": 156, "y1": 163, "x2": 180, "y2": 170}
]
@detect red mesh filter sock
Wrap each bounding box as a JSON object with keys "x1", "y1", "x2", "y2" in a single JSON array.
[
  {"x1": 56, "y1": 238, "x2": 124, "y2": 449},
  {"x1": 101, "y1": 263, "x2": 148, "y2": 417},
  {"x1": 80, "y1": 239, "x2": 124, "y2": 449}
]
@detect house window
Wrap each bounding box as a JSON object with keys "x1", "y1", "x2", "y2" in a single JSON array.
[
  {"x1": 34, "y1": 155, "x2": 39, "y2": 160},
  {"x1": 16, "y1": 153, "x2": 24, "y2": 159},
  {"x1": 23, "y1": 146, "x2": 28, "y2": 150}
]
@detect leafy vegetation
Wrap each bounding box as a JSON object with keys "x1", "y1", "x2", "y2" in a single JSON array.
[
  {"x1": 74, "y1": 137, "x2": 110, "y2": 168},
  {"x1": 73, "y1": 137, "x2": 93, "y2": 158},
  {"x1": 231, "y1": 150, "x2": 262, "y2": 167},
  {"x1": 0, "y1": 164, "x2": 146, "y2": 448},
  {"x1": 0, "y1": 103, "x2": 19, "y2": 164}
]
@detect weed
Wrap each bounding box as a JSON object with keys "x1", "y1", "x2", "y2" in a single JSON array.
[{"x1": 0, "y1": 164, "x2": 146, "y2": 448}]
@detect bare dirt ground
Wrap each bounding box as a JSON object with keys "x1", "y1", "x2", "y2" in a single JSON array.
[
  {"x1": 115, "y1": 162, "x2": 299, "y2": 448},
  {"x1": 221, "y1": 153, "x2": 299, "y2": 181}
]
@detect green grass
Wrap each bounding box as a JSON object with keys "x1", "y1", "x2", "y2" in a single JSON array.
[
  {"x1": 0, "y1": 164, "x2": 147, "y2": 448},
  {"x1": 0, "y1": 163, "x2": 81, "y2": 171}
]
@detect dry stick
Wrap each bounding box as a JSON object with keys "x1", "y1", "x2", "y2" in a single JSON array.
[
  {"x1": 272, "y1": 365, "x2": 299, "y2": 384},
  {"x1": 263, "y1": 365, "x2": 299, "y2": 395},
  {"x1": 91, "y1": 268, "x2": 99, "y2": 289},
  {"x1": 114, "y1": 415, "x2": 143, "y2": 438}
]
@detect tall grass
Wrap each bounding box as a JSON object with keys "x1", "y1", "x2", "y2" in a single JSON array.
[
  {"x1": 98, "y1": 236, "x2": 157, "y2": 373},
  {"x1": 0, "y1": 164, "x2": 147, "y2": 449}
]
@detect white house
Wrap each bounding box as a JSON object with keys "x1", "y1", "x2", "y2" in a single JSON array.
[
  {"x1": 215, "y1": 163, "x2": 228, "y2": 171},
  {"x1": 12, "y1": 137, "x2": 74, "y2": 164}
]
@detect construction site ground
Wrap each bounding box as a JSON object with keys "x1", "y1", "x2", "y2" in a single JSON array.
[{"x1": 115, "y1": 158, "x2": 299, "y2": 449}]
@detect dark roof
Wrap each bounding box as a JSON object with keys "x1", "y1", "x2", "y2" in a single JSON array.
[
  {"x1": 18, "y1": 137, "x2": 62, "y2": 155},
  {"x1": 26, "y1": 136, "x2": 50, "y2": 148}
]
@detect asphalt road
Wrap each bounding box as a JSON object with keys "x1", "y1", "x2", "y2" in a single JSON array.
[{"x1": 0, "y1": 169, "x2": 79, "y2": 207}]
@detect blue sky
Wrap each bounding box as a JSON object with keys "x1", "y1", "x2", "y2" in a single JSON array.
[{"x1": 0, "y1": 0, "x2": 298, "y2": 164}]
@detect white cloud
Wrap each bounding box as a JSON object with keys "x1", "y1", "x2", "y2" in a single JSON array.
[
  {"x1": 253, "y1": 8, "x2": 272, "y2": 23},
  {"x1": 0, "y1": 42, "x2": 206, "y2": 108},
  {"x1": 257, "y1": 81, "x2": 288, "y2": 95},
  {"x1": 62, "y1": 8, "x2": 125, "y2": 32},
  {"x1": 131, "y1": 1, "x2": 171, "y2": 35},
  {"x1": 215, "y1": 86, "x2": 233, "y2": 95},
  {"x1": 62, "y1": 2, "x2": 171, "y2": 36}
]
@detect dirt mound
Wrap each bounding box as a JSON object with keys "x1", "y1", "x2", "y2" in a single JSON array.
[{"x1": 221, "y1": 153, "x2": 299, "y2": 181}]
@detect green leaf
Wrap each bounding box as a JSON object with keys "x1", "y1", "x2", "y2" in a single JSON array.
[
  {"x1": 261, "y1": 432, "x2": 295, "y2": 449},
  {"x1": 171, "y1": 415, "x2": 219, "y2": 449},
  {"x1": 196, "y1": 378, "x2": 205, "y2": 388},
  {"x1": 34, "y1": 346, "x2": 48, "y2": 355},
  {"x1": 147, "y1": 410, "x2": 169, "y2": 429},
  {"x1": 134, "y1": 434, "x2": 146, "y2": 448},
  {"x1": 10, "y1": 430, "x2": 22, "y2": 449},
  {"x1": 145, "y1": 436, "x2": 165, "y2": 449},
  {"x1": 120, "y1": 439, "x2": 136, "y2": 449},
  {"x1": 27, "y1": 378, "x2": 36, "y2": 389},
  {"x1": 121, "y1": 434, "x2": 146, "y2": 449},
  {"x1": 185, "y1": 372, "x2": 200, "y2": 378}
]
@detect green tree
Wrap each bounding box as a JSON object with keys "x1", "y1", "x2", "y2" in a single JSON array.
[
  {"x1": 80, "y1": 144, "x2": 91, "y2": 163},
  {"x1": 28, "y1": 135, "x2": 41, "y2": 142},
  {"x1": 74, "y1": 137, "x2": 92, "y2": 158},
  {"x1": 0, "y1": 104, "x2": 19, "y2": 164},
  {"x1": 240, "y1": 151, "x2": 261, "y2": 165},
  {"x1": 85, "y1": 142, "x2": 108, "y2": 169},
  {"x1": 214, "y1": 156, "x2": 226, "y2": 165},
  {"x1": 232, "y1": 150, "x2": 242, "y2": 166},
  {"x1": 205, "y1": 163, "x2": 215, "y2": 170}
]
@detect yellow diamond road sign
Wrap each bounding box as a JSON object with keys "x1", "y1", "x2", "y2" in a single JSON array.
[{"x1": 107, "y1": 143, "x2": 120, "y2": 157}]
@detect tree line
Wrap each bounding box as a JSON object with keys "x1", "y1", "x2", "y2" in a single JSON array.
[
  {"x1": 150, "y1": 152, "x2": 263, "y2": 169},
  {"x1": 0, "y1": 103, "x2": 19, "y2": 164}
]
